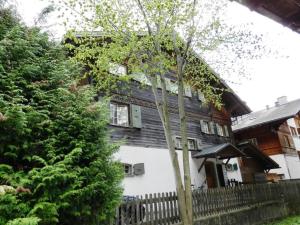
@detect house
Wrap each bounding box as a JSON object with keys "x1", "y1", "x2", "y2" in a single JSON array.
[
  {"x1": 105, "y1": 64, "x2": 253, "y2": 196},
  {"x1": 67, "y1": 34, "x2": 277, "y2": 195},
  {"x1": 231, "y1": 96, "x2": 300, "y2": 181}
]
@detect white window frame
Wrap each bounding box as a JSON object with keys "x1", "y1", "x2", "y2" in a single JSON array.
[
  {"x1": 201, "y1": 120, "x2": 210, "y2": 134},
  {"x1": 110, "y1": 102, "x2": 129, "y2": 127}
]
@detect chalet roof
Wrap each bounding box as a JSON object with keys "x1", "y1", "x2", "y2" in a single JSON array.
[
  {"x1": 193, "y1": 143, "x2": 246, "y2": 159},
  {"x1": 237, "y1": 142, "x2": 280, "y2": 170},
  {"x1": 233, "y1": 98, "x2": 300, "y2": 132},
  {"x1": 235, "y1": 0, "x2": 300, "y2": 34}
]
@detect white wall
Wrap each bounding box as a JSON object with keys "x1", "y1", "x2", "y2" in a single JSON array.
[
  {"x1": 285, "y1": 154, "x2": 300, "y2": 179},
  {"x1": 114, "y1": 145, "x2": 207, "y2": 196},
  {"x1": 225, "y1": 158, "x2": 243, "y2": 182},
  {"x1": 269, "y1": 154, "x2": 290, "y2": 179}
]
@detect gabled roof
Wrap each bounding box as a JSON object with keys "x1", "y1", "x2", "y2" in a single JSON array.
[
  {"x1": 193, "y1": 143, "x2": 246, "y2": 159},
  {"x1": 233, "y1": 98, "x2": 300, "y2": 132},
  {"x1": 237, "y1": 141, "x2": 280, "y2": 170}
]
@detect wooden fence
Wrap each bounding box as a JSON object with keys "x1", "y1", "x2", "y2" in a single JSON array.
[{"x1": 110, "y1": 180, "x2": 300, "y2": 225}]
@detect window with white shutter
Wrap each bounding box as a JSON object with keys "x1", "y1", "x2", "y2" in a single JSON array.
[
  {"x1": 200, "y1": 120, "x2": 210, "y2": 134},
  {"x1": 216, "y1": 124, "x2": 224, "y2": 136},
  {"x1": 184, "y1": 85, "x2": 192, "y2": 97}
]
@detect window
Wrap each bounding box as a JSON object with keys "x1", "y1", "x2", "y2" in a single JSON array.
[
  {"x1": 165, "y1": 78, "x2": 178, "y2": 94},
  {"x1": 123, "y1": 163, "x2": 133, "y2": 176},
  {"x1": 188, "y1": 139, "x2": 196, "y2": 150},
  {"x1": 216, "y1": 124, "x2": 224, "y2": 136},
  {"x1": 184, "y1": 85, "x2": 192, "y2": 97},
  {"x1": 200, "y1": 120, "x2": 210, "y2": 134},
  {"x1": 198, "y1": 90, "x2": 205, "y2": 102},
  {"x1": 209, "y1": 121, "x2": 215, "y2": 134},
  {"x1": 283, "y1": 135, "x2": 291, "y2": 147},
  {"x1": 223, "y1": 125, "x2": 230, "y2": 137},
  {"x1": 175, "y1": 137, "x2": 183, "y2": 149},
  {"x1": 110, "y1": 102, "x2": 129, "y2": 126},
  {"x1": 248, "y1": 138, "x2": 258, "y2": 146},
  {"x1": 109, "y1": 63, "x2": 127, "y2": 76},
  {"x1": 291, "y1": 127, "x2": 297, "y2": 136},
  {"x1": 174, "y1": 137, "x2": 197, "y2": 150}
]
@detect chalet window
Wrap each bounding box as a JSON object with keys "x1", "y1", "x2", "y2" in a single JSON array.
[
  {"x1": 109, "y1": 63, "x2": 127, "y2": 76},
  {"x1": 188, "y1": 139, "x2": 196, "y2": 150},
  {"x1": 110, "y1": 102, "x2": 129, "y2": 127},
  {"x1": 247, "y1": 138, "x2": 258, "y2": 146},
  {"x1": 291, "y1": 127, "x2": 297, "y2": 136},
  {"x1": 166, "y1": 78, "x2": 178, "y2": 94},
  {"x1": 209, "y1": 121, "x2": 215, "y2": 134},
  {"x1": 174, "y1": 137, "x2": 197, "y2": 150},
  {"x1": 184, "y1": 85, "x2": 192, "y2": 97},
  {"x1": 200, "y1": 120, "x2": 210, "y2": 134},
  {"x1": 283, "y1": 135, "x2": 291, "y2": 147},
  {"x1": 132, "y1": 72, "x2": 151, "y2": 86},
  {"x1": 223, "y1": 125, "x2": 230, "y2": 137},
  {"x1": 175, "y1": 137, "x2": 183, "y2": 149},
  {"x1": 216, "y1": 124, "x2": 224, "y2": 136},
  {"x1": 123, "y1": 163, "x2": 133, "y2": 176},
  {"x1": 198, "y1": 90, "x2": 205, "y2": 102}
]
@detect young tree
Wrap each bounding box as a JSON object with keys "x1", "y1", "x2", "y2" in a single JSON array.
[
  {"x1": 0, "y1": 6, "x2": 122, "y2": 225},
  {"x1": 60, "y1": 0, "x2": 262, "y2": 224}
]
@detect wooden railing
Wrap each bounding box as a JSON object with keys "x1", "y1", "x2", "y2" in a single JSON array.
[{"x1": 109, "y1": 180, "x2": 300, "y2": 225}]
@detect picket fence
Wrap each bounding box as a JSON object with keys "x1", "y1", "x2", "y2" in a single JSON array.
[{"x1": 110, "y1": 180, "x2": 300, "y2": 225}]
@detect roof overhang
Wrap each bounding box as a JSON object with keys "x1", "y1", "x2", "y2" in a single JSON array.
[
  {"x1": 234, "y1": 0, "x2": 300, "y2": 34},
  {"x1": 193, "y1": 143, "x2": 246, "y2": 160},
  {"x1": 238, "y1": 141, "x2": 280, "y2": 170}
]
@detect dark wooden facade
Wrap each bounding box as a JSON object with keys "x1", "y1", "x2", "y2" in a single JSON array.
[
  {"x1": 234, "y1": 120, "x2": 298, "y2": 156},
  {"x1": 106, "y1": 80, "x2": 248, "y2": 150}
]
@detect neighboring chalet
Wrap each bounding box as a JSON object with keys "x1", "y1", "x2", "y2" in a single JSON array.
[
  {"x1": 106, "y1": 64, "x2": 251, "y2": 195},
  {"x1": 230, "y1": 96, "x2": 300, "y2": 182}
]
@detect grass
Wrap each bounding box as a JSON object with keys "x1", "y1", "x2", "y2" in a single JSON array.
[{"x1": 267, "y1": 216, "x2": 300, "y2": 225}]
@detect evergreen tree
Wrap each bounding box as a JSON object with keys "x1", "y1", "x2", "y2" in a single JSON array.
[{"x1": 0, "y1": 6, "x2": 122, "y2": 225}]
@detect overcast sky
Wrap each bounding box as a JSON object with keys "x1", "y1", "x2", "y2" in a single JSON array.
[{"x1": 12, "y1": 0, "x2": 300, "y2": 112}]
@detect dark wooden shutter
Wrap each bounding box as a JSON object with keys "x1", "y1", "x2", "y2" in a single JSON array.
[
  {"x1": 133, "y1": 163, "x2": 145, "y2": 175},
  {"x1": 130, "y1": 104, "x2": 142, "y2": 128}
]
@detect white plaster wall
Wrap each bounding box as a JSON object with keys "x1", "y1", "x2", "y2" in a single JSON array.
[
  {"x1": 269, "y1": 154, "x2": 291, "y2": 179},
  {"x1": 114, "y1": 145, "x2": 207, "y2": 196},
  {"x1": 225, "y1": 158, "x2": 243, "y2": 182},
  {"x1": 285, "y1": 154, "x2": 300, "y2": 179}
]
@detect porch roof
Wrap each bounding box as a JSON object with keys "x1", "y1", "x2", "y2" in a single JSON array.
[
  {"x1": 237, "y1": 141, "x2": 280, "y2": 170},
  {"x1": 192, "y1": 143, "x2": 246, "y2": 160}
]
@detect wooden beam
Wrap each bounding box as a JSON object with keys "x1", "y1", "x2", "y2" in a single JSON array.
[{"x1": 198, "y1": 158, "x2": 207, "y2": 173}]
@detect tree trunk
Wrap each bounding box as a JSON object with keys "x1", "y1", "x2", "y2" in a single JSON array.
[
  {"x1": 177, "y1": 65, "x2": 194, "y2": 225},
  {"x1": 148, "y1": 74, "x2": 190, "y2": 225}
]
